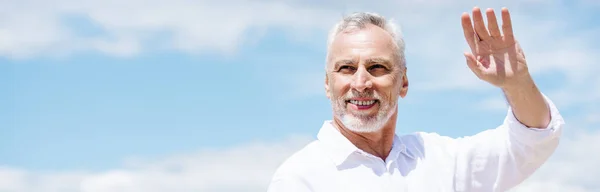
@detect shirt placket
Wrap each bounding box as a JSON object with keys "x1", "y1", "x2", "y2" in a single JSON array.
[{"x1": 388, "y1": 144, "x2": 409, "y2": 192}]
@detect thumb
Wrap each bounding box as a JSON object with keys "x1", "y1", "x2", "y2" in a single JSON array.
[{"x1": 464, "y1": 52, "x2": 483, "y2": 76}]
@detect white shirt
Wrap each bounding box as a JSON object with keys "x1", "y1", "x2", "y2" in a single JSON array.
[{"x1": 267, "y1": 95, "x2": 564, "y2": 192}]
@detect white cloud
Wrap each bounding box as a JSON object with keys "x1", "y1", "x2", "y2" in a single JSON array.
[
  {"x1": 0, "y1": 135, "x2": 313, "y2": 192},
  {"x1": 2, "y1": 1, "x2": 597, "y2": 191},
  {"x1": 586, "y1": 113, "x2": 600, "y2": 124},
  {"x1": 257, "y1": 0, "x2": 599, "y2": 104},
  {"x1": 2, "y1": 125, "x2": 600, "y2": 191},
  {"x1": 474, "y1": 96, "x2": 508, "y2": 112},
  {"x1": 406, "y1": 7, "x2": 599, "y2": 93},
  {"x1": 0, "y1": 0, "x2": 342, "y2": 59},
  {"x1": 280, "y1": 71, "x2": 326, "y2": 101},
  {"x1": 510, "y1": 126, "x2": 600, "y2": 192},
  {"x1": 4, "y1": 0, "x2": 598, "y2": 100}
]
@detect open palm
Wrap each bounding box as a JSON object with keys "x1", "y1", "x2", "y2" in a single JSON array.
[{"x1": 461, "y1": 7, "x2": 530, "y2": 88}]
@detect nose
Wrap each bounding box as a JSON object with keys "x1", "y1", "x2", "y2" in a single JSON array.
[{"x1": 350, "y1": 66, "x2": 373, "y2": 92}]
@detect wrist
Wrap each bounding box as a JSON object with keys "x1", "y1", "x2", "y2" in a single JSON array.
[
  {"x1": 501, "y1": 75, "x2": 536, "y2": 95},
  {"x1": 500, "y1": 75, "x2": 550, "y2": 128}
]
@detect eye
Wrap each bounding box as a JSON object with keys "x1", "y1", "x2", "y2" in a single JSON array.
[
  {"x1": 368, "y1": 64, "x2": 388, "y2": 71},
  {"x1": 369, "y1": 64, "x2": 386, "y2": 70},
  {"x1": 337, "y1": 65, "x2": 356, "y2": 74},
  {"x1": 368, "y1": 64, "x2": 389, "y2": 76}
]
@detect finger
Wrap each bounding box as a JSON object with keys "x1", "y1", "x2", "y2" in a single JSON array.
[
  {"x1": 464, "y1": 52, "x2": 485, "y2": 78},
  {"x1": 501, "y1": 7, "x2": 515, "y2": 42},
  {"x1": 472, "y1": 7, "x2": 491, "y2": 41},
  {"x1": 486, "y1": 8, "x2": 501, "y2": 38},
  {"x1": 461, "y1": 12, "x2": 477, "y2": 52}
]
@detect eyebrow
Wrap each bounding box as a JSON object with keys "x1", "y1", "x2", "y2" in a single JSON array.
[
  {"x1": 333, "y1": 59, "x2": 356, "y2": 70},
  {"x1": 365, "y1": 58, "x2": 392, "y2": 66},
  {"x1": 332, "y1": 57, "x2": 394, "y2": 70}
]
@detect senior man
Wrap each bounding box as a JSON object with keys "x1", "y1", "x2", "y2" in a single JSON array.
[{"x1": 267, "y1": 7, "x2": 564, "y2": 192}]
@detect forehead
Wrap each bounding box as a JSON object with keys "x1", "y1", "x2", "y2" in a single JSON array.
[{"x1": 328, "y1": 24, "x2": 396, "y2": 64}]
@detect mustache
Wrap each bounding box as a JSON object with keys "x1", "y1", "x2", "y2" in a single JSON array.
[{"x1": 342, "y1": 90, "x2": 382, "y2": 100}]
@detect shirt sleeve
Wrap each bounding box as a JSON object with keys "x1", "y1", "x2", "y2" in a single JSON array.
[{"x1": 452, "y1": 93, "x2": 565, "y2": 192}]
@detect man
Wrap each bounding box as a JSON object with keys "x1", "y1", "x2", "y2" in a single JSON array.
[{"x1": 267, "y1": 7, "x2": 564, "y2": 192}]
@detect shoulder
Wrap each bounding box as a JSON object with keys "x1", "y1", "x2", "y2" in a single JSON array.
[
  {"x1": 272, "y1": 140, "x2": 329, "y2": 175},
  {"x1": 267, "y1": 140, "x2": 331, "y2": 191}
]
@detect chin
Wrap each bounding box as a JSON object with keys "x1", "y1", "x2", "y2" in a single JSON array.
[
  {"x1": 332, "y1": 99, "x2": 397, "y2": 133},
  {"x1": 339, "y1": 113, "x2": 388, "y2": 133}
]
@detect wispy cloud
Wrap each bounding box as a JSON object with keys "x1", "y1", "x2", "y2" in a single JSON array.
[
  {"x1": 270, "y1": 0, "x2": 600, "y2": 101},
  {"x1": 474, "y1": 96, "x2": 508, "y2": 112},
  {"x1": 0, "y1": 135, "x2": 312, "y2": 192},
  {"x1": 510, "y1": 126, "x2": 600, "y2": 191},
  {"x1": 0, "y1": 0, "x2": 341, "y2": 59},
  {"x1": 4, "y1": 0, "x2": 597, "y2": 97},
  {"x1": 2, "y1": 1, "x2": 598, "y2": 191},
  {"x1": 1, "y1": 124, "x2": 599, "y2": 191}
]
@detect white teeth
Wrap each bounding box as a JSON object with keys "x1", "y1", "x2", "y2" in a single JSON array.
[{"x1": 349, "y1": 100, "x2": 376, "y2": 106}]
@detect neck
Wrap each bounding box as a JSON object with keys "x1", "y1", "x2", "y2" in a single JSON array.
[{"x1": 333, "y1": 111, "x2": 398, "y2": 160}]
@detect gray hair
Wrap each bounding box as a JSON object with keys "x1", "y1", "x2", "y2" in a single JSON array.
[{"x1": 325, "y1": 12, "x2": 406, "y2": 70}]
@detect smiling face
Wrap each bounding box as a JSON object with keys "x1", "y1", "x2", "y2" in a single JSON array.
[{"x1": 325, "y1": 23, "x2": 408, "y2": 133}]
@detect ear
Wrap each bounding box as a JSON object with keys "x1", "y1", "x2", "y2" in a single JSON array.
[
  {"x1": 325, "y1": 73, "x2": 331, "y2": 99},
  {"x1": 399, "y1": 70, "x2": 409, "y2": 98}
]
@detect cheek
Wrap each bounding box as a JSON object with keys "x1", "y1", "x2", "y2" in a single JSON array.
[
  {"x1": 330, "y1": 76, "x2": 351, "y2": 97},
  {"x1": 374, "y1": 77, "x2": 399, "y2": 100}
]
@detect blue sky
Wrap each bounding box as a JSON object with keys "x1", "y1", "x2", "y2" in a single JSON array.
[
  {"x1": 1, "y1": 29, "x2": 507, "y2": 170},
  {"x1": 1, "y1": 0, "x2": 599, "y2": 191}
]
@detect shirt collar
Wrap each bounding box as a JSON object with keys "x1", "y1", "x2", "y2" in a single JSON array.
[
  {"x1": 316, "y1": 120, "x2": 416, "y2": 166},
  {"x1": 316, "y1": 121, "x2": 358, "y2": 166}
]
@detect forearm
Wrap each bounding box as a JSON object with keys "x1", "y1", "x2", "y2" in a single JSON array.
[{"x1": 502, "y1": 75, "x2": 551, "y2": 129}]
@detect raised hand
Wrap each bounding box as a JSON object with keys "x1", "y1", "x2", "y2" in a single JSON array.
[{"x1": 461, "y1": 7, "x2": 531, "y2": 89}]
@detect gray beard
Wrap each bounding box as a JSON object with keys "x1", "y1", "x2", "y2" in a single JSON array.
[{"x1": 333, "y1": 101, "x2": 397, "y2": 133}]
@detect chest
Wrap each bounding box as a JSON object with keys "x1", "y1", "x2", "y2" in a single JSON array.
[{"x1": 308, "y1": 157, "x2": 457, "y2": 192}]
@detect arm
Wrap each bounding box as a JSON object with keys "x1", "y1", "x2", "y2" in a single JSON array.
[
  {"x1": 502, "y1": 75, "x2": 551, "y2": 129},
  {"x1": 456, "y1": 7, "x2": 565, "y2": 191},
  {"x1": 452, "y1": 92, "x2": 564, "y2": 191}
]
